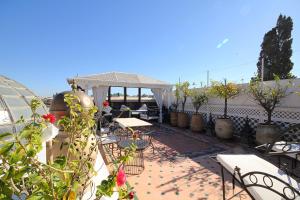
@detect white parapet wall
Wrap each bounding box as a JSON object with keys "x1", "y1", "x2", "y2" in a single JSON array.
[{"x1": 165, "y1": 78, "x2": 300, "y2": 134}]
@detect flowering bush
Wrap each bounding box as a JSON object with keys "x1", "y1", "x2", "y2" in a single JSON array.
[
  {"x1": 102, "y1": 100, "x2": 109, "y2": 107},
  {"x1": 42, "y1": 113, "x2": 56, "y2": 124},
  {"x1": 0, "y1": 95, "x2": 135, "y2": 200}
]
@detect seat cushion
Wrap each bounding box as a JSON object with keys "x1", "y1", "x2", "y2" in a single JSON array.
[{"x1": 217, "y1": 154, "x2": 300, "y2": 200}]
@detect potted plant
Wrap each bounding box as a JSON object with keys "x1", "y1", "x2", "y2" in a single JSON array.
[
  {"x1": 170, "y1": 83, "x2": 180, "y2": 126},
  {"x1": 190, "y1": 89, "x2": 208, "y2": 132},
  {"x1": 249, "y1": 76, "x2": 290, "y2": 144},
  {"x1": 210, "y1": 79, "x2": 240, "y2": 139},
  {"x1": 177, "y1": 81, "x2": 191, "y2": 128}
]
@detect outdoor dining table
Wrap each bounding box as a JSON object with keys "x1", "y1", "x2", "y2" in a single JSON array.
[{"x1": 113, "y1": 117, "x2": 152, "y2": 129}]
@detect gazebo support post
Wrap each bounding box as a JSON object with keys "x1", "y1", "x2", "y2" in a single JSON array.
[
  {"x1": 138, "y1": 87, "x2": 141, "y2": 105},
  {"x1": 108, "y1": 86, "x2": 111, "y2": 104},
  {"x1": 124, "y1": 87, "x2": 127, "y2": 104}
]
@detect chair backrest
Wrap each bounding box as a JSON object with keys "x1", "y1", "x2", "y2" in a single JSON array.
[{"x1": 234, "y1": 166, "x2": 300, "y2": 200}]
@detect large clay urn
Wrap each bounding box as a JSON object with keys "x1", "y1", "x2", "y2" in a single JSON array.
[
  {"x1": 177, "y1": 112, "x2": 189, "y2": 128},
  {"x1": 170, "y1": 112, "x2": 178, "y2": 126},
  {"x1": 50, "y1": 90, "x2": 94, "y2": 124},
  {"x1": 256, "y1": 124, "x2": 280, "y2": 145},
  {"x1": 49, "y1": 89, "x2": 97, "y2": 193},
  {"x1": 215, "y1": 118, "x2": 234, "y2": 139},
  {"x1": 190, "y1": 114, "x2": 204, "y2": 132}
]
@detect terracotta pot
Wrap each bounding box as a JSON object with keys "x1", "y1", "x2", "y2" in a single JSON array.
[
  {"x1": 215, "y1": 118, "x2": 233, "y2": 139},
  {"x1": 256, "y1": 124, "x2": 280, "y2": 145},
  {"x1": 170, "y1": 112, "x2": 178, "y2": 126},
  {"x1": 190, "y1": 114, "x2": 204, "y2": 132},
  {"x1": 177, "y1": 112, "x2": 189, "y2": 128}
]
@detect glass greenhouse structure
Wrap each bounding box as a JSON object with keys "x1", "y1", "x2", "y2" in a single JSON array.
[{"x1": 0, "y1": 75, "x2": 48, "y2": 134}]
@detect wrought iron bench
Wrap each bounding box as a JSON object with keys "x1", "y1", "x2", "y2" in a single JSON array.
[{"x1": 215, "y1": 154, "x2": 300, "y2": 200}]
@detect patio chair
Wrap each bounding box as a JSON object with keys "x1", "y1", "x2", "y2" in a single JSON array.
[
  {"x1": 256, "y1": 123, "x2": 300, "y2": 171},
  {"x1": 140, "y1": 106, "x2": 159, "y2": 121},
  {"x1": 214, "y1": 154, "x2": 300, "y2": 200},
  {"x1": 117, "y1": 130, "x2": 150, "y2": 175}
]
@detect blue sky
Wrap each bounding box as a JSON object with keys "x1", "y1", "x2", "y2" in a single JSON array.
[{"x1": 0, "y1": 0, "x2": 299, "y2": 96}]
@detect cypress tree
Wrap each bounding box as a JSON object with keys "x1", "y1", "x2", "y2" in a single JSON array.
[{"x1": 256, "y1": 14, "x2": 294, "y2": 80}]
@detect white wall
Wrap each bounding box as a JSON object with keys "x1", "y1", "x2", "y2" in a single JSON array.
[{"x1": 168, "y1": 78, "x2": 300, "y2": 124}]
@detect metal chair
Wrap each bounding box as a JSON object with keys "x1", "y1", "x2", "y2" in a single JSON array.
[
  {"x1": 256, "y1": 123, "x2": 300, "y2": 172},
  {"x1": 234, "y1": 166, "x2": 300, "y2": 200}
]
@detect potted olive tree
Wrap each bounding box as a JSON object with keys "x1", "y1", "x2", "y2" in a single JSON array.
[
  {"x1": 210, "y1": 79, "x2": 240, "y2": 139},
  {"x1": 249, "y1": 76, "x2": 290, "y2": 144},
  {"x1": 177, "y1": 81, "x2": 191, "y2": 128},
  {"x1": 190, "y1": 89, "x2": 208, "y2": 132},
  {"x1": 170, "y1": 83, "x2": 181, "y2": 126}
]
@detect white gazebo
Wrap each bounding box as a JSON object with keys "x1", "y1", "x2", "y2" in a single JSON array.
[{"x1": 67, "y1": 72, "x2": 173, "y2": 123}]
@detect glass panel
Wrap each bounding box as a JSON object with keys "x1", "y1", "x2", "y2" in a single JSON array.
[
  {"x1": 15, "y1": 123, "x2": 26, "y2": 133},
  {"x1": 0, "y1": 110, "x2": 11, "y2": 125},
  {"x1": 36, "y1": 106, "x2": 47, "y2": 115},
  {"x1": 5, "y1": 80, "x2": 25, "y2": 88},
  {"x1": 10, "y1": 107, "x2": 32, "y2": 121},
  {"x1": 16, "y1": 88, "x2": 34, "y2": 96},
  {"x1": 0, "y1": 86, "x2": 18, "y2": 96},
  {"x1": 0, "y1": 124, "x2": 14, "y2": 134},
  {"x1": 3, "y1": 96, "x2": 29, "y2": 108}
]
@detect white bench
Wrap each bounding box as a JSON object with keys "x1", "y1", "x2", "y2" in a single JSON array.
[{"x1": 216, "y1": 154, "x2": 300, "y2": 200}]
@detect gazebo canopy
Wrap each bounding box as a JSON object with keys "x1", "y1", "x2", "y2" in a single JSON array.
[
  {"x1": 67, "y1": 72, "x2": 173, "y2": 123},
  {"x1": 67, "y1": 72, "x2": 173, "y2": 89}
]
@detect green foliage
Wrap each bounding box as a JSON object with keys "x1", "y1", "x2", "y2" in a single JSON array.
[
  {"x1": 178, "y1": 81, "x2": 192, "y2": 112},
  {"x1": 209, "y1": 79, "x2": 240, "y2": 118},
  {"x1": 96, "y1": 144, "x2": 136, "y2": 199},
  {"x1": 256, "y1": 14, "x2": 294, "y2": 80},
  {"x1": 191, "y1": 90, "x2": 208, "y2": 114},
  {"x1": 249, "y1": 75, "x2": 291, "y2": 125},
  {"x1": 172, "y1": 83, "x2": 181, "y2": 111},
  {"x1": 0, "y1": 94, "x2": 135, "y2": 200}
]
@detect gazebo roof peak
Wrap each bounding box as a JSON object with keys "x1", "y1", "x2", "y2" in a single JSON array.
[{"x1": 67, "y1": 71, "x2": 173, "y2": 89}]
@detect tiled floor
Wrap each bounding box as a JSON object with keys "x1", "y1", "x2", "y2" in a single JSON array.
[
  {"x1": 126, "y1": 126, "x2": 250, "y2": 200},
  {"x1": 103, "y1": 124, "x2": 298, "y2": 200}
]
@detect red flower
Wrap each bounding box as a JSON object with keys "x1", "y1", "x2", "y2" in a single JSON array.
[
  {"x1": 128, "y1": 191, "x2": 134, "y2": 199},
  {"x1": 116, "y1": 168, "x2": 126, "y2": 186},
  {"x1": 42, "y1": 113, "x2": 56, "y2": 124},
  {"x1": 102, "y1": 100, "x2": 109, "y2": 107}
]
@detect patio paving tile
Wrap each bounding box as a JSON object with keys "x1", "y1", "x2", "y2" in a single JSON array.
[{"x1": 126, "y1": 125, "x2": 251, "y2": 200}]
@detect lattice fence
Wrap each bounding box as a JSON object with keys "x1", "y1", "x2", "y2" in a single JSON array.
[{"x1": 167, "y1": 78, "x2": 300, "y2": 136}]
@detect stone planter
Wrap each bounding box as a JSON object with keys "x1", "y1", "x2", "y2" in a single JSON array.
[
  {"x1": 215, "y1": 118, "x2": 233, "y2": 139},
  {"x1": 177, "y1": 112, "x2": 189, "y2": 128},
  {"x1": 256, "y1": 124, "x2": 280, "y2": 145},
  {"x1": 170, "y1": 112, "x2": 178, "y2": 127},
  {"x1": 190, "y1": 114, "x2": 204, "y2": 132}
]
